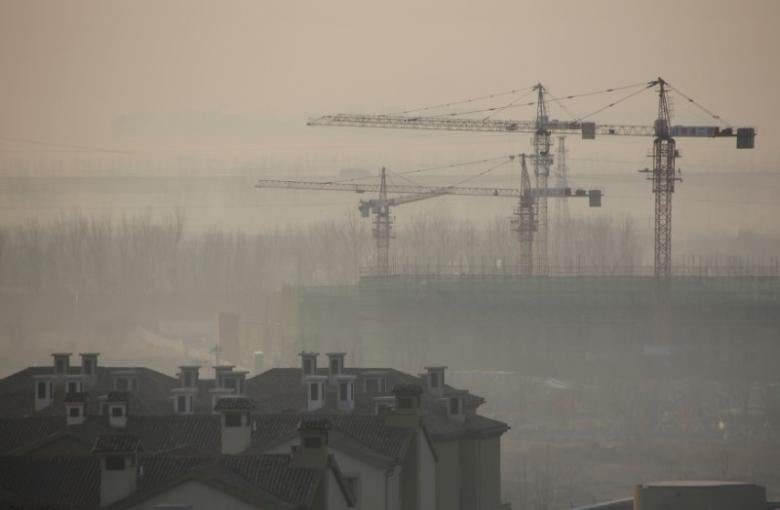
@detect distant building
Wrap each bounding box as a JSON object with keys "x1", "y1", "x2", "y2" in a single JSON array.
[{"x1": 574, "y1": 481, "x2": 780, "y2": 510}]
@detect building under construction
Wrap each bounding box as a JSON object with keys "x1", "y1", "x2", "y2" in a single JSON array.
[{"x1": 285, "y1": 272, "x2": 780, "y2": 382}]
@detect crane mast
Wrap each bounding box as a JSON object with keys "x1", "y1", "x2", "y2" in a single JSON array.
[
  {"x1": 511, "y1": 154, "x2": 536, "y2": 275},
  {"x1": 532, "y1": 84, "x2": 553, "y2": 275},
  {"x1": 641, "y1": 78, "x2": 680, "y2": 280}
]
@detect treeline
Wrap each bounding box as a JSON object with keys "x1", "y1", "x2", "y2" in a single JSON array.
[{"x1": 0, "y1": 213, "x2": 648, "y2": 294}]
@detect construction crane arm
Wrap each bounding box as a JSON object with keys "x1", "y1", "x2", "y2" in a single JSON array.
[
  {"x1": 308, "y1": 114, "x2": 753, "y2": 146},
  {"x1": 255, "y1": 178, "x2": 600, "y2": 204}
]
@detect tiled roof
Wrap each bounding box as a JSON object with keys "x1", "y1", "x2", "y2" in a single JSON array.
[
  {"x1": 0, "y1": 415, "x2": 220, "y2": 456},
  {"x1": 214, "y1": 397, "x2": 254, "y2": 411},
  {"x1": 92, "y1": 434, "x2": 142, "y2": 453},
  {"x1": 249, "y1": 414, "x2": 413, "y2": 463},
  {"x1": 0, "y1": 456, "x2": 100, "y2": 509},
  {"x1": 246, "y1": 367, "x2": 507, "y2": 440},
  {"x1": 0, "y1": 454, "x2": 329, "y2": 510},
  {"x1": 0, "y1": 366, "x2": 179, "y2": 417},
  {"x1": 126, "y1": 454, "x2": 325, "y2": 509}
]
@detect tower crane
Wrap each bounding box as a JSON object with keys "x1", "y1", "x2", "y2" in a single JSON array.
[
  {"x1": 255, "y1": 160, "x2": 602, "y2": 275},
  {"x1": 307, "y1": 77, "x2": 755, "y2": 279}
]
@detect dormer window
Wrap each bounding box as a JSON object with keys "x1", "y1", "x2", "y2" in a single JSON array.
[
  {"x1": 56, "y1": 359, "x2": 66, "y2": 374},
  {"x1": 183, "y1": 371, "x2": 193, "y2": 387},
  {"x1": 330, "y1": 358, "x2": 340, "y2": 374},
  {"x1": 309, "y1": 382, "x2": 319, "y2": 401},
  {"x1": 339, "y1": 381, "x2": 350, "y2": 401},
  {"x1": 430, "y1": 372, "x2": 440, "y2": 389},
  {"x1": 223, "y1": 377, "x2": 237, "y2": 391},
  {"x1": 303, "y1": 358, "x2": 314, "y2": 375}
]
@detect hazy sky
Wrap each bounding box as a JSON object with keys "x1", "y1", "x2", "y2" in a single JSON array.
[{"x1": 0, "y1": 0, "x2": 777, "y2": 162}]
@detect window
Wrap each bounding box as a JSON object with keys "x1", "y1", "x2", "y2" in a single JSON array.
[
  {"x1": 330, "y1": 358, "x2": 340, "y2": 374},
  {"x1": 68, "y1": 406, "x2": 81, "y2": 418},
  {"x1": 105, "y1": 455, "x2": 125, "y2": 470},
  {"x1": 223, "y1": 377, "x2": 237, "y2": 391},
  {"x1": 339, "y1": 382, "x2": 349, "y2": 401},
  {"x1": 225, "y1": 413, "x2": 242, "y2": 427},
  {"x1": 67, "y1": 381, "x2": 78, "y2": 394},
  {"x1": 449, "y1": 397, "x2": 461, "y2": 415},
  {"x1": 83, "y1": 360, "x2": 93, "y2": 376},
  {"x1": 303, "y1": 436, "x2": 321, "y2": 449},
  {"x1": 183, "y1": 371, "x2": 192, "y2": 387},
  {"x1": 55, "y1": 359, "x2": 65, "y2": 374},
  {"x1": 430, "y1": 372, "x2": 440, "y2": 388},
  {"x1": 309, "y1": 382, "x2": 319, "y2": 401},
  {"x1": 303, "y1": 358, "x2": 313, "y2": 375},
  {"x1": 111, "y1": 406, "x2": 124, "y2": 417},
  {"x1": 177, "y1": 395, "x2": 187, "y2": 413},
  {"x1": 37, "y1": 381, "x2": 47, "y2": 399}
]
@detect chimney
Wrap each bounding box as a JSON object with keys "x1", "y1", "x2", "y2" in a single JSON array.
[
  {"x1": 326, "y1": 352, "x2": 346, "y2": 385},
  {"x1": 171, "y1": 388, "x2": 196, "y2": 415},
  {"x1": 64, "y1": 375, "x2": 84, "y2": 395},
  {"x1": 93, "y1": 434, "x2": 142, "y2": 508},
  {"x1": 215, "y1": 397, "x2": 253, "y2": 454},
  {"x1": 424, "y1": 366, "x2": 446, "y2": 396},
  {"x1": 335, "y1": 374, "x2": 356, "y2": 413},
  {"x1": 106, "y1": 392, "x2": 129, "y2": 428},
  {"x1": 299, "y1": 351, "x2": 319, "y2": 382},
  {"x1": 79, "y1": 353, "x2": 99, "y2": 380},
  {"x1": 442, "y1": 390, "x2": 467, "y2": 423},
  {"x1": 373, "y1": 395, "x2": 396, "y2": 416},
  {"x1": 222, "y1": 370, "x2": 248, "y2": 395},
  {"x1": 253, "y1": 351, "x2": 265, "y2": 375},
  {"x1": 33, "y1": 375, "x2": 54, "y2": 412},
  {"x1": 65, "y1": 392, "x2": 88, "y2": 425},
  {"x1": 178, "y1": 365, "x2": 200, "y2": 389},
  {"x1": 385, "y1": 384, "x2": 423, "y2": 429},
  {"x1": 209, "y1": 387, "x2": 235, "y2": 414},
  {"x1": 303, "y1": 375, "x2": 327, "y2": 412},
  {"x1": 52, "y1": 353, "x2": 71, "y2": 377},
  {"x1": 291, "y1": 418, "x2": 330, "y2": 469}
]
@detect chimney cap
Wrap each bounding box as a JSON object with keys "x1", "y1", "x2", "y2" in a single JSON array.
[
  {"x1": 392, "y1": 384, "x2": 423, "y2": 397},
  {"x1": 424, "y1": 366, "x2": 447, "y2": 371},
  {"x1": 79, "y1": 352, "x2": 100, "y2": 357},
  {"x1": 299, "y1": 351, "x2": 319, "y2": 357},
  {"x1": 179, "y1": 365, "x2": 201, "y2": 369},
  {"x1": 298, "y1": 417, "x2": 331, "y2": 432},
  {"x1": 214, "y1": 397, "x2": 254, "y2": 411},
  {"x1": 106, "y1": 391, "x2": 130, "y2": 403},
  {"x1": 92, "y1": 434, "x2": 143, "y2": 454},
  {"x1": 326, "y1": 352, "x2": 347, "y2": 357},
  {"x1": 64, "y1": 392, "x2": 88, "y2": 403},
  {"x1": 52, "y1": 352, "x2": 72, "y2": 357},
  {"x1": 213, "y1": 364, "x2": 235, "y2": 371}
]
